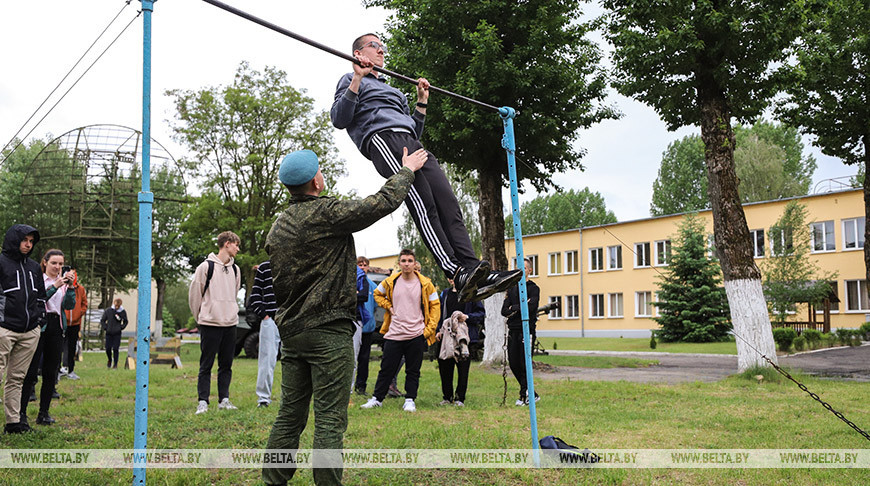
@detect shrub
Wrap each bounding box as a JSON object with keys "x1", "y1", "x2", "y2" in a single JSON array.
[
  {"x1": 793, "y1": 335, "x2": 806, "y2": 352},
  {"x1": 802, "y1": 328, "x2": 821, "y2": 348},
  {"x1": 849, "y1": 329, "x2": 862, "y2": 347},
  {"x1": 772, "y1": 327, "x2": 798, "y2": 352},
  {"x1": 649, "y1": 332, "x2": 657, "y2": 350},
  {"x1": 820, "y1": 332, "x2": 834, "y2": 348},
  {"x1": 860, "y1": 322, "x2": 870, "y2": 341},
  {"x1": 835, "y1": 328, "x2": 854, "y2": 346}
]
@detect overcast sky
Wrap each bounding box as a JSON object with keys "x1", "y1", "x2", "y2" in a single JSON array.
[{"x1": 0, "y1": 1, "x2": 855, "y2": 259}]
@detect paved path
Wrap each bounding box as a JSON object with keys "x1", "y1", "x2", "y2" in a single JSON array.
[{"x1": 533, "y1": 344, "x2": 870, "y2": 383}]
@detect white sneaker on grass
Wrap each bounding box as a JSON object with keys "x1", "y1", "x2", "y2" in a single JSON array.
[
  {"x1": 67, "y1": 372, "x2": 81, "y2": 381},
  {"x1": 438, "y1": 400, "x2": 452, "y2": 406},
  {"x1": 218, "y1": 398, "x2": 238, "y2": 410},
  {"x1": 195, "y1": 400, "x2": 208, "y2": 414},
  {"x1": 515, "y1": 399, "x2": 525, "y2": 406},
  {"x1": 361, "y1": 397, "x2": 382, "y2": 409},
  {"x1": 454, "y1": 401, "x2": 464, "y2": 407},
  {"x1": 402, "y1": 399, "x2": 416, "y2": 412}
]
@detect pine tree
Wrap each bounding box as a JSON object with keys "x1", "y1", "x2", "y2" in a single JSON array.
[{"x1": 654, "y1": 214, "x2": 731, "y2": 342}]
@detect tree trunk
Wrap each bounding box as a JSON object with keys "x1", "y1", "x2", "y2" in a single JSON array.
[
  {"x1": 482, "y1": 293, "x2": 507, "y2": 365},
  {"x1": 863, "y1": 134, "x2": 870, "y2": 288},
  {"x1": 698, "y1": 86, "x2": 777, "y2": 371},
  {"x1": 154, "y1": 277, "x2": 166, "y2": 339},
  {"x1": 478, "y1": 165, "x2": 509, "y2": 270}
]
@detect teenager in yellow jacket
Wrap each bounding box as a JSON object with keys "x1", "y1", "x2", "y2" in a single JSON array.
[{"x1": 363, "y1": 249, "x2": 440, "y2": 412}]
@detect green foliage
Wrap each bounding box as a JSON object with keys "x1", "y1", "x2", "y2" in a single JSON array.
[
  {"x1": 0, "y1": 138, "x2": 51, "y2": 232},
  {"x1": 604, "y1": 0, "x2": 805, "y2": 130},
  {"x1": 802, "y1": 328, "x2": 822, "y2": 346},
  {"x1": 650, "y1": 134, "x2": 708, "y2": 216},
  {"x1": 650, "y1": 122, "x2": 816, "y2": 216},
  {"x1": 163, "y1": 278, "x2": 193, "y2": 334},
  {"x1": 761, "y1": 202, "x2": 838, "y2": 322},
  {"x1": 167, "y1": 62, "x2": 346, "y2": 289},
  {"x1": 793, "y1": 335, "x2": 806, "y2": 352},
  {"x1": 778, "y1": 0, "x2": 870, "y2": 168},
  {"x1": 860, "y1": 322, "x2": 870, "y2": 340},
  {"x1": 649, "y1": 332, "x2": 657, "y2": 350},
  {"x1": 365, "y1": 0, "x2": 618, "y2": 268},
  {"x1": 653, "y1": 213, "x2": 731, "y2": 342},
  {"x1": 504, "y1": 188, "x2": 616, "y2": 237},
  {"x1": 772, "y1": 327, "x2": 798, "y2": 352}
]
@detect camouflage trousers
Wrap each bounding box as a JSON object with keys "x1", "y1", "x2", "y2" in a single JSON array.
[{"x1": 263, "y1": 321, "x2": 354, "y2": 486}]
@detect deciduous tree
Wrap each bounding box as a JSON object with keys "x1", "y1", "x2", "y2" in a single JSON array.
[
  {"x1": 363, "y1": 0, "x2": 618, "y2": 270},
  {"x1": 504, "y1": 188, "x2": 616, "y2": 237},
  {"x1": 778, "y1": 0, "x2": 870, "y2": 284},
  {"x1": 605, "y1": 0, "x2": 806, "y2": 369},
  {"x1": 167, "y1": 62, "x2": 346, "y2": 290}
]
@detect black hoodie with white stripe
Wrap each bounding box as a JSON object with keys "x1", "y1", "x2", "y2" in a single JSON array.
[{"x1": 0, "y1": 224, "x2": 47, "y2": 333}]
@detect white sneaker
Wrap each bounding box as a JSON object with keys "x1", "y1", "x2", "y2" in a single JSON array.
[
  {"x1": 402, "y1": 399, "x2": 416, "y2": 412},
  {"x1": 58, "y1": 367, "x2": 69, "y2": 377},
  {"x1": 360, "y1": 397, "x2": 382, "y2": 409},
  {"x1": 195, "y1": 400, "x2": 208, "y2": 414},
  {"x1": 218, "y1": 398, "x2": 238, "y2": 410},
  {"x1": 67, "y1": 372, "x2": 81, "y2": 381},
  {"x1": 515, "y1": 399, "x2": 525, "y2": 406},
  {"x1": 438, "y1": 399, "x2": 452, "y2": 406},
  {"x1": 454, "y1": 401, "x2": 464, "y2": 407}
]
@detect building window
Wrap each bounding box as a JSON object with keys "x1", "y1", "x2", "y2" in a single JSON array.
[
  {"x1": 635, "y1": 242, "x2": 651, "y2": 268},
  {"x1": 636, "y1": 291, "x2": 653, "y2": 317},
  {"x1": 607, "y1": 245, "x2": 622, "y2": 270},
  {"x1": 810, "y1": 221, "x2": 835, "y2": 252},
  {"x1": 770, "y1": 228, "x2": 794, "y2": 256},
  {"x1": 654, "y1": 240, "x2": 671, "y2": 266},
  {"x1": 707, "y1": 234, "x2": 716, "y2": 258},
  {"x1": 549, "y1": 296, "x2": 562, "y2": 319},
  {"x1": 565, "y1": 250, "x2": 578, "y2": 274},
  {"x1": 589, "y1": 248, "x2": 604, "y2": 272},
  {"x1": 750, "y1": 229, "x2": 765, "y2": 258},
  {"x1": 527, "y1": 255, "x2": 538, "y2": 277},
  {"x1": 590, "y1": 294, "x2": 604, "y2": 318},
  {"x1": 846, "y1": 280, "x2": 870, "y2": 312},
  {"x1": 566, "y1": 295, "x2": 579, "y2": 318},
  {"x1": 843, "y1": 217, "x2": 866, "y2": 250},
  {"x1": 608, "y1": 292, "x2": 624, "y2": 318},
  {"x1": 654, "y1": 291, "x2": 662, "y2": 317},
  {"x1": 548, "y1": 252, "x2": 562, "y2": 275}
]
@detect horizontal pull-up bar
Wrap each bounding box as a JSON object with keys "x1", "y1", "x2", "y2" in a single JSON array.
[{"x1": 201, "y1": 0, "x2": 501, "y2": 113}]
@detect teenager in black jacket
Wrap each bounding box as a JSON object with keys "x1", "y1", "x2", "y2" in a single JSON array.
[
  {"x1": 0, "y1": 224, "x2": 47, "y2": 433},
  {"x1": 501, "y1": 258, "x2": 540, "y2": 406}
]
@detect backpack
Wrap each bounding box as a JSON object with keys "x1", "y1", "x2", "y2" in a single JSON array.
[
  {"x1": 539, "y1": 435, "x2": 599, "y2": 463},
  {"x1": 202, "y1": 260, "x2": 239, "y2": 297}
]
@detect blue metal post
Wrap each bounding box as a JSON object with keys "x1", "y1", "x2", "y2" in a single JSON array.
[
  {"x1": 134, "y1": 1, "x2": 154, "y2": 484},
  {"x1": 499, "y1": 107, "x2": 540, "y2": 465}
]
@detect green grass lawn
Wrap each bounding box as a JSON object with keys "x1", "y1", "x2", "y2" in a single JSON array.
[
  {"x1": 1, "y1": 343, "x2": 867, "y2": 485},
  {"x1": 533, "y1": 354, "x2": 658, "y2": 368},
  {"x1": 546, "y1": 337, "x2": 739, "y2": 355}
]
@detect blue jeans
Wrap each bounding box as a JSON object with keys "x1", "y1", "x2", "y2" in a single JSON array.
[{"x1": 256, "y1": 318, "x2": 281, "y2": 404}]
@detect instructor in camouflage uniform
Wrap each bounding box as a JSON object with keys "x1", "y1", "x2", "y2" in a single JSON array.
[{"x1": 262, "y1": 147, "x2": 427, "y2": 486}]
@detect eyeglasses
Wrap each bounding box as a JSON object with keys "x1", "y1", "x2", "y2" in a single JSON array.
[{"x1": 361, "y1": 41, "x2": 387, "y2": 53}]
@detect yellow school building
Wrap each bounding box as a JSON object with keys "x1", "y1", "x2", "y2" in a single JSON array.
[{"x1": 369, "y1": 188, "x2": 866, "y2": 335}]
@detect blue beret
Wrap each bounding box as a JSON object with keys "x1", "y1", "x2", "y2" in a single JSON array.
[{"x1": 279, "y1": 150, "x2": 319, "y2": 186}]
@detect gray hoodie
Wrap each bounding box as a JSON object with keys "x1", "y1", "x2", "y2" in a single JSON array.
[{"x1": 330, "y1": 72, "x2": 425, "y2": 157}]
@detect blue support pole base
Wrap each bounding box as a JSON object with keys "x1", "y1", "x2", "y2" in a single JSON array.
[{"x1": 499, "y1": 106, "x2": 540, "y2": 466}]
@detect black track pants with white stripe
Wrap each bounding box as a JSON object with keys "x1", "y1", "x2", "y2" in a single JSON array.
[{"x1": 367, "y1": 131, "x2": 478, "y2": 278}]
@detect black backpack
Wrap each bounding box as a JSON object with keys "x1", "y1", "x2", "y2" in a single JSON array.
[{"x1": 202, "y1": 260, "x2": 239, "y2": 297}]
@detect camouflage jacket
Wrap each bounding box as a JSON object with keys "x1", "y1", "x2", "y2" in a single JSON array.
[{"x1": 266, "y1": 167, "x2": 415, "y2": 341}]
